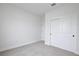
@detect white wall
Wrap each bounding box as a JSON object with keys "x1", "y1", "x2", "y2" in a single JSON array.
[
  {"x1": 41, "y1": 15, "x2": 45, "y2": 40},
  {"x1": 0, "y1": 4, "x2": 42, "y2": 51},
  {"x1": 45, "y1": 4, "x2": 79, "y2": 54}
]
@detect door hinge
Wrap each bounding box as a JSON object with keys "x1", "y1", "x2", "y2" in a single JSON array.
[{"x1": 50, "y1": 33, "x2": 52, "y2": 35}]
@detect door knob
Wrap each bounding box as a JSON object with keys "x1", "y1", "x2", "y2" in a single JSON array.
[{"x1": 72, "y1": 35, "x2": 75, "y2": 37}]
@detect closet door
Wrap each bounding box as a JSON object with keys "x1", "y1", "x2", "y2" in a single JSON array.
[{"x1": 50, "y1": 18, "x2": 75, "y2": 52}]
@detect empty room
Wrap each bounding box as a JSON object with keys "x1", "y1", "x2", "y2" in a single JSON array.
[{"x1": 0, "y1": 3, "x2": 79, "y2": 56}]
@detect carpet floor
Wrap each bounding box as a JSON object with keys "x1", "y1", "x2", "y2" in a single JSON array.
[{"x1": 0, "y1": 41, "x2": 78, "y2": 56}]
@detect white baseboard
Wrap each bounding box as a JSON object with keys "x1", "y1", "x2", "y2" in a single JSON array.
[
  {"x1": 0, "y1": 40, "x2": 41, "y2": 52},
  {"x1": 74, "y1": 51, "x2": 79, "y2": 55}
]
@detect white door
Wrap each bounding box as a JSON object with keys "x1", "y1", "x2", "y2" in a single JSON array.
[{"x1": 50, "y1": 18, "x2": 76, "y2": 52}]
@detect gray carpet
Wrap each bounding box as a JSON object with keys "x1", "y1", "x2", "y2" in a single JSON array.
[{"x1": 0, "y1": 41, "x2": 78, "y2": 56}]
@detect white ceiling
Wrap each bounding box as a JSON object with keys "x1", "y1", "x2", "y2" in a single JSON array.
[{"x1": 12, "y1": 3, "x2": 66, "y2": 16}]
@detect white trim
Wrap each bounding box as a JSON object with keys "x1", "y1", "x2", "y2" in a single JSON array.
[{"x1": 0, "y1": 40, "x2": 41, "y2": 52}]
